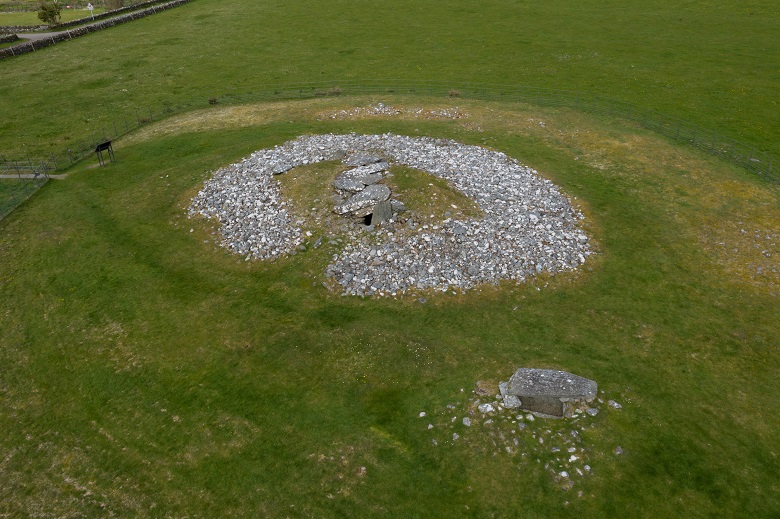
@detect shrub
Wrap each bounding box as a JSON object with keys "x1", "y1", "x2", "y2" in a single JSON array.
[{"x1": 37, "y1": 1, "x2": 61, "y2": 25}]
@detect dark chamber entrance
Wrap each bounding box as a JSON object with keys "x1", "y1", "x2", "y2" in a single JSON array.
[{"x1": 363, "y1": 214, "x2": 373, "y2": 225}]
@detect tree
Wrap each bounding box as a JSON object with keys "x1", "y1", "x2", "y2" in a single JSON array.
[{"x1": 37, "y1": 1, "x2": 62, "y2": 26}]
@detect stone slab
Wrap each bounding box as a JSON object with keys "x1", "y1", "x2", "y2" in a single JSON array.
[
  {"x1": 505, "y1": 368, "x2": 597, "y2": 417},
  {"x1": 333, "y1": 184, "x2": 391, "y2": 215},
  {"x1": 371, "y1": 200, "x2": 394, "y2": 226}
]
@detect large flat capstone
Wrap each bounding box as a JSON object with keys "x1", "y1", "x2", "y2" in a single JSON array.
[
  {"x1": 334, "y1": 184, "x2": 391, "y2": 215},
  {"x1": 504, "y1": 368, "x2": 597, "y2": 417}
]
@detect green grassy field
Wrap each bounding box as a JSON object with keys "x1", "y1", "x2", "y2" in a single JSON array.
[
  {"x1": 0, "y1": 8, "x2": 105, "y2": 25},
  {"x1": 0, "y1": 0, "x2": 779, "y2": 158},
  {"x1": 1, "y1": 0, "x2": 779, "y2": 517}
]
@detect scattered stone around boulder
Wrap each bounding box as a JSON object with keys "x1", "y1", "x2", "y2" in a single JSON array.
[{"x1": 502, "y1": 368, "x2": 598, "y2": 418}]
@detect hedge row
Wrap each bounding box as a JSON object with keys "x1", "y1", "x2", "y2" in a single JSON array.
[{"x1": 0, "y1": 0, "x2": 192, "y2": 60}]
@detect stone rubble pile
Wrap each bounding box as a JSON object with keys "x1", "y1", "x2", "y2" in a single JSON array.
[
  {"x1": 189, "y1": 133, "x2": 593, "y2": 297},
  {"x1": 325, "y1": 103, "x2": 464, "y2": 120},
  {"x1": 331, "y1": 155, "x2": 407, "y2": 226}
]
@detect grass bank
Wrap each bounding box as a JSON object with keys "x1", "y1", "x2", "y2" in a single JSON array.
[{"x1": 0, "y1": 99, "x2": 778, "y2": 516}]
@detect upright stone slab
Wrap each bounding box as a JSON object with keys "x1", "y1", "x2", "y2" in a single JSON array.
[
  {"x1": 371, "y1": 200, "x2": 394, "y2": 226},
  {"x1": 505, "y1": 368, "x2": 597, "y2": 417}
]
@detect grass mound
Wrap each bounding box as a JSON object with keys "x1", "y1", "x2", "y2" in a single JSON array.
[{"x1": 0, "y1": 99, "x2": 778, "y2": 517}]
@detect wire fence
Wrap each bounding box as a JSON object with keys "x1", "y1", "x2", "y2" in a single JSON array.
[
  {"x1": 0, "y1": 155, "x2": 51, "y2": 221},
  {"x1": 1, "y1": 80, "x2": 777, "y2": 220}
]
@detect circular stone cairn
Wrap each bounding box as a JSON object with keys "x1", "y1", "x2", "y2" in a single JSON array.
[{"x1": 189, "y1": 133, "x2": 593, "y2": 297}]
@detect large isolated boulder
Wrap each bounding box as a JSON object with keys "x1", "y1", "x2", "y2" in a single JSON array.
[{"x1": 504, "y1": 368, "x2": 597, "y2": 417}]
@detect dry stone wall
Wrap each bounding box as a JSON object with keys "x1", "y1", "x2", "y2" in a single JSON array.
[{"x1": 0, "y1": 0, "x2": 192, "y2": 60}]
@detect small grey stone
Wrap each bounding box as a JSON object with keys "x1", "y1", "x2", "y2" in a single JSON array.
[
  {"x1": 585, "y1": 408, "x2": 598, "y2": 416},
  {"x1": 272, "y1": 164, "x2": 292, "y2": 175},
  {"x1": 478, "y1": 403, "x2": 495, "y2": 413},
  {"x1": 390, "y1": 199, "x2": 407, "y2": 213},
  {"x1": 614, "y1": 446, "x2": 623, "y2": 455},
  {"x1": 503, "y1": 395, "x2": 522, "y2": 409},
  {"x1": 462, "y1": 417, "x2": 471, "y2": 427},
  {"x1": 452, "y1": 433, "x2": 460, "y2": 440},
  {"x1": 608, "y1": 400, "x2": 622, "y2": 409}
]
